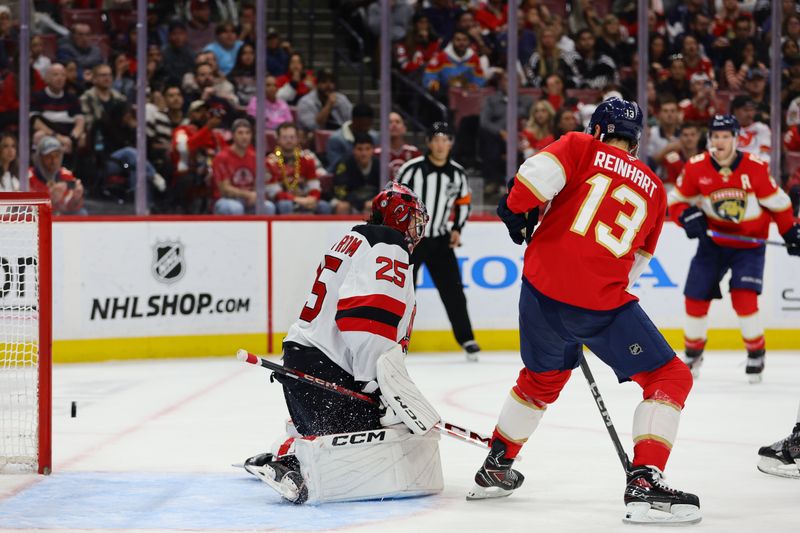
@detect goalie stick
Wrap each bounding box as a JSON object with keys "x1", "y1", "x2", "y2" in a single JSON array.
[
  {"x1": 237, "y1": 349, "x2": 494, "y2": 452},
  {"x1": 579, "y1": 357, "x2": 631, "y2": 474}
]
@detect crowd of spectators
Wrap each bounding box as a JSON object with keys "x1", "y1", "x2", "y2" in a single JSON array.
[
  {"x1": 343, "y1": 0, "x2": 799, "y2": 208},
  {"x1": 0, "y1": 1, "x2": 799, "y2": 215}
]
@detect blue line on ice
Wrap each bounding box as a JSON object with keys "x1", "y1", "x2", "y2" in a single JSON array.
[{"x1": 0, "y1": 472, "x2": 436, "y2": 530}]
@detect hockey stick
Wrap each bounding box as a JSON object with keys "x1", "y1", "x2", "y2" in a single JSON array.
[
  {"x1": 579, "y1": 357, "x2": 631, "y2": 474},
  {"x1": 237, "y1": 349, "x2": 493, "y2": 452},
  {"x1": 705, "y1": 229, "x2": 793, "y2": 248}
]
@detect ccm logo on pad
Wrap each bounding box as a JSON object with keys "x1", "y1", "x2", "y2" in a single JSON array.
[{"x1": 331, "y1": 430, "x2": 387, "y2": 446}]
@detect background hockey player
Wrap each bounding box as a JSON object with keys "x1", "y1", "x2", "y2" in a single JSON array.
[
  {"x1": 243, "y1": 183, "x2": 444, "y2": 504},
  {"x1": 474, "y1": 98, "x2": 701, "y2": 525},
  {"x1": 758, "y1": 400, "x2": 800, "y2": 479},
  {"x1": 668, "y1": 114, "x2": 800, "y2": 383}
]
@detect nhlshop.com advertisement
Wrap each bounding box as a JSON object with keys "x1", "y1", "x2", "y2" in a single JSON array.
[{"x1": 51, "y1": 220, "x2": 268, "y2": 359}]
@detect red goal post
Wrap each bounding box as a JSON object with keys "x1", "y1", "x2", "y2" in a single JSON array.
[{"x1": 0, "y1": 192, "x2": 52, "y2": 475}]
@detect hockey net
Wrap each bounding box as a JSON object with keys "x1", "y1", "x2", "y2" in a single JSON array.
[{"x1": 0, "y1": 193, "x2": 52, "y2": 474}]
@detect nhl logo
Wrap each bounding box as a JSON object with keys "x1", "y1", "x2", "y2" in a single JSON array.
[
  {"x1": 152, "y1": 241, "x2": 185, "y2": 284},
  {"x1": 629, "y1": 343, "x2": 643, "y2": 356}
]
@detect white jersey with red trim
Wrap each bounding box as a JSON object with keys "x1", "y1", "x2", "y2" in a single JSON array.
[
  {"x1": 284, "y1": 224, "x2": 416, "y2": 382},
  {"x1": 737, "y1": 121, "x2": 771, "y2": 161}
]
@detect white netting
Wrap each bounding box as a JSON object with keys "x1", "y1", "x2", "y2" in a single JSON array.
[{"x1": 0, "y1": 205, "x2": 40, "y2": 473}]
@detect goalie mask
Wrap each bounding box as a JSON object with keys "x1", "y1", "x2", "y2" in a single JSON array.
[{"x1": 373, "y1": 182, "x2": 429, "y2": 252}]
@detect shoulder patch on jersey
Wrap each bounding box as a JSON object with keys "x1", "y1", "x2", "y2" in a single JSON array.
[
  {"x1": 746, "y1": 153, "x2": 766, "y2": 166},
  {"x1": 352, "y1": 224, "x2": 409, "y2": 252},
  {"x1": 689, "y1": 153, "x2": 706, "y2": 164}
]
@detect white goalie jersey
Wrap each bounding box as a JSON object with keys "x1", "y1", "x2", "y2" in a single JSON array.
[{"x1": 284, "y1": 224, "x2": 416, "y2": 382}]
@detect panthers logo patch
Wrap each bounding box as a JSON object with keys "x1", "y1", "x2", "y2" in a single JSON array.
[{"x1": 710, "y1": 188, "x2": 747, "y2": 223}]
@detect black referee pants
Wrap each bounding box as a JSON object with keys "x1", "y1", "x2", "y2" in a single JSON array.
[{"x1": 411, "y1": 234, "x2": 475, "y2": 346}]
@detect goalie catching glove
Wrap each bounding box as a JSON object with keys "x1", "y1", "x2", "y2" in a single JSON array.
[{"x1": 497, "y1": 177, "x2": 539, "y2": 245}]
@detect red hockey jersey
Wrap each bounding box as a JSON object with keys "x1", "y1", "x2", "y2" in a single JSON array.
[
  {"x1": 507, "y1": 132, "x2": 667, "y2": 311},
  {"x1": 668, "y1": 151, "x2": 794, "y2": 248}
]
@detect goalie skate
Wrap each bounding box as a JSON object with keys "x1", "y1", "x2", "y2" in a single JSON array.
[
  {"x1": 622, "y1": 466, "x2": 701, "y2": 526},
  {"x1": 757, "y1": 427, "x2": 800, "y2": 479},
  {"x1": 466, "y1": 440, "x2": 524, "y2": 501},
  {"x1": 243, "y1": 453, "x2": 308, "y2": 504}
]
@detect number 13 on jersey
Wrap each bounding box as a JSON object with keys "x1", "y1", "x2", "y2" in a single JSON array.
[{"x1": 570, "y1": 174, "x2": 648, "y2": 257}]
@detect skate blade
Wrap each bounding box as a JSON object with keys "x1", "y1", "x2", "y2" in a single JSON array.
[
  {"x1": 757, "y1": 457, "x2": 800, "y2": 479},
  {"x1": 747, "y1": 373, "x2": 763, "y2": 384},
  {"x1": 466, "y1": 352, "x2": 479, "y2": 363},
  {"x1": 466, "y1": 483, "x2": 514, "y2": 500},
  {"x1": 623, "y1": 502, "x2": 702, "y2": 526},
  {"x1": 248, "y1": 464, "x2": 304, "y2": 503}
]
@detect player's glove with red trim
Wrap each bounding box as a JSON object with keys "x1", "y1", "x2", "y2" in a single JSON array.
[
  {"x1": 782, "y1": 224, "x2": 800, "y2": 257},
  {"x1": 497, "y1": 178, "x2": 540, "y2": 245},
  {"x1": 679, "y1": 206, "x2": 707, "y2": 239}
]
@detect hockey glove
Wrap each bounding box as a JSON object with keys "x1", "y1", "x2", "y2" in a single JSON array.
[
  {"x1": 782, "y1": 224, "x2": 800, "y2": 257},
  {"x1": 497, "y1": 194, "x2": 527, "y2": 245},
  {"x1": 679, "y1": 206, "x2": 708, "y2": 239},
  {"x1": 497, "y1": 177, "x2": 540, "y2": 245}
]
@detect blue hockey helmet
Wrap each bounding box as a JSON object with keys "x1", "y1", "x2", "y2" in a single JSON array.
[
  {"x1": 709, "y1": 114, "x2": 740, "y2": 137},
  {"x1": 588, "y1": 97, "x2": 644, "y2": 147}
]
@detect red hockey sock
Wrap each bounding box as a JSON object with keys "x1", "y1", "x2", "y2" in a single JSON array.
[
  {"x1": 731, "y1": 289, "x2": 765, "y2": 351},
  {"x1": 630, "y1": 358, "x2": 693, "y2": 471}
]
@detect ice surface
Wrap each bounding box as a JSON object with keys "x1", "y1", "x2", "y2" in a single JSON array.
[{"x1": 0, "y1": 351, "x2": 798, "y2": 532}]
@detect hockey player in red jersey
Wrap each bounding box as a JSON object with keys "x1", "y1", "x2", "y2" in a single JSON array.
[
  {"x1": 242, "y1": 183, "x2": 445, "y2": 504},
  {"x1": 471, "y1": 98, "x2": 701, "y2": 525},
  {"x1": 668, "y1": 115, "x2": 800, "y2": 383}
]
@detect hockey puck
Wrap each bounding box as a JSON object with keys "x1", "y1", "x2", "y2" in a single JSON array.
[{"x1": 71, "y1": 401, "x2": 76, "y2": 418}]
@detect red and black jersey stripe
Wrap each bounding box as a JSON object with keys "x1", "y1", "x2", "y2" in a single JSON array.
[{"x1": 336, "y1": 294, "x2": 406, "y2": 340}]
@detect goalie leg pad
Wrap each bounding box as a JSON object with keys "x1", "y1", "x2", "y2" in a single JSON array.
[
  {"x1": 292, "y1": 427, "x2": 443, "y2": 504},
  {"x1": 377, "y1": 344, "x2": 441, "y2": 434}
]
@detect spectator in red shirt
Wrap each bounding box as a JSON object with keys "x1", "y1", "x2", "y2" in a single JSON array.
[
  {"x1": 170, "y1": 100, "x2": 227, "y2": 213},
  {"x1": 213, "y1": 119, "x2": 276, "y2": 215},
  {"x1": 680, "y1": 72, "x2": 717, "y2": 125},
  {"x1": 266, "y1": 122, "x2": 332, "y2": 214},
  {"x1": 475, "y1": 0, "x2": 508, "y2": 33},
  {"x1": 680, "y1": 34, "x2": 714, "y2": 81},
  {"x1": 395, "y1": 12, "x2": 441, "y2": 78},
  {"x1": 28, "y1": 136, "x2": 86, "y2": 215}
]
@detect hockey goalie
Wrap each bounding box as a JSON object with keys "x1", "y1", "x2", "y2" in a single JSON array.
[{"x1": 243, "y1": 182, "x2": 444, "y2": 504}]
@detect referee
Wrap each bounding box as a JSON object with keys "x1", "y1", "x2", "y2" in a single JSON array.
[{"x1": 396, "y1": 122, "x2": 480, "y2": 361}]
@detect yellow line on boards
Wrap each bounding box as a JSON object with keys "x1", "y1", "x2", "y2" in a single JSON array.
[
  {"x1": 53, "y1": 334, "x2": 267, "y2": 363},
  {"x1": 50, "y1": 329, "x2": 800, "y2": 362}
]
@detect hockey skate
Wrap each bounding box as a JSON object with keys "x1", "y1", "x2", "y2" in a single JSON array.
[
  {"x1": 746, "y1": 349, "x2": 765, "y2": 384},
  {"x1": 681, "y1": 349, "x2": 703, "y2": 379},
  {"x1": 462, "y1": 340, "x2": 481, "y2": 362},
  {"x1": 623, "y1": 465, "x2": 701, "y2": 525},
  {"x1": 466, "y1": 440, "x2": 524, "y2": 500},
  {"x1": 243, "y1": 452, "x2": 308, "y2": 504},
  {"x1": 757, "y1": 424, "x2": 800, "y2": 479}
]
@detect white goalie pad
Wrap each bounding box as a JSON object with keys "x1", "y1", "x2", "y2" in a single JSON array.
[
  {"x1": 292, "y1": 427, "x2": 443, "y2": 504},
  {"x1": 377, "y1": 344, "x2": 441, "y2": 435}
]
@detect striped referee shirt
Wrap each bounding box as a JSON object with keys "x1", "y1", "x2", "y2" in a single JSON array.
[{"x1": 396, "y1": 155, "x2": 472, "y2": 238}]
